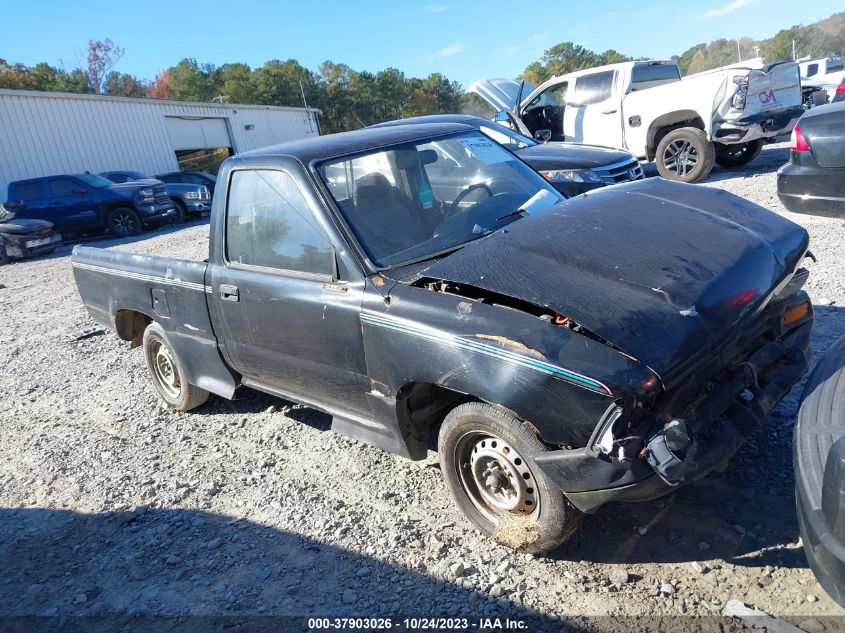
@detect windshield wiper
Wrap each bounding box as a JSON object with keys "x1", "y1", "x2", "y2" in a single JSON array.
[{"x1": 496, "y1": 209, "x2": 527, "y2": 222}]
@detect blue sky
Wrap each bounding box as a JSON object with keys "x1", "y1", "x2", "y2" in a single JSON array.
[{"x1": 2, "y1": 0, "x2": 839, "y2": 88}]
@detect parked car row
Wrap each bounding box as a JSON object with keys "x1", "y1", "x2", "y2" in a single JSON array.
[{"x1": 0, "y1": 170, "x2": 216, "y2": 265}]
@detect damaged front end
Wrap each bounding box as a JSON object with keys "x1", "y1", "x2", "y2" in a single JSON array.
[{"x1": 534, "y1": 280, "x2": 813, "y2": 513}]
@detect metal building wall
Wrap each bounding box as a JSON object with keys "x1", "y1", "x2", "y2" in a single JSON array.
[{"x1": 0, "y1": 89, "x2": 320, "y2": 199}]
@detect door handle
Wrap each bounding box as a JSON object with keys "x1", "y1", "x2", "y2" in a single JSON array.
[
  {"x1": 219, "y1": 284, "x2": 239, "y2": 301},
  {"x1": 602, "y1": 109, "x2": 618, "y2": 114}
]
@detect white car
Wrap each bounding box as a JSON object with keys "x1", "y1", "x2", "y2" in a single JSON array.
[{"x1": 471, "y1": 59, "x2": 804, "y2": 182}]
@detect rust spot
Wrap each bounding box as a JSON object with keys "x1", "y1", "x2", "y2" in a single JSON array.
[
  {"x1": 522, "y1": 419, "x2": 541, "y2": 436},
  {"x1": 371, "y1": 275, "x2": 385, "y2": 287},
  {"x1": 475, "y1": 334, "x2": 545, "y2": 359},
  {"x1": 457, "y1": 301, "x2": 473, "y2": 315}
]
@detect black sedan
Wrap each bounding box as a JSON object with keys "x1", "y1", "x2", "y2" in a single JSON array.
[
  {"x1": 795, "y1": 334, "x2": 845, "y2": 607},
  {"x1": 371, "y1": 114, "x2": 643, "y2": 197},
  {"x1": 0, "y1": 203, "x2": 61, "y2": 265},
  {"x1": 778, "y1": 101, "x2": 845, "y2": 217}
]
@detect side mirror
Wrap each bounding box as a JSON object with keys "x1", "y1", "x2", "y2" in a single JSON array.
[
  {"x1": 534, "y1": 129, "x2": 552, "y2": 143},
  {"x1": 494, "y1": 111, "x2": 511, "y2": 123}
]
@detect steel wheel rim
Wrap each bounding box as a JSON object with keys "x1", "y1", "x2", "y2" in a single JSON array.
[
  {"x1": 113, "y1": 213, "x2": 137, "y2": 235},
  {"x1": 150, "y1": 339, "x2": 181, "y2": 398},
  {"x1": 663, "y1": 139, "x2": 699, "y2": 177},
  {"x1": 456, "y1": 431, "x2": 539, "y2": 520}
]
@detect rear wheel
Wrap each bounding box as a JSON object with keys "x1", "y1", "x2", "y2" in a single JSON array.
[
  {"x1": 143, "y1": 322, "x2": 209, "y2": 411},
  {"x1": 438, "y1": 402, "x2": 583, "y2": 554},
  {"x1": 655, "y1": 127, "x2": 715, "y2": 183},
  {"x1": 714, "y1": 139, "x2": 763, "y2": 168},
  {"x1": 107, "y1": 207, "x2": 142, "y2": 237}
]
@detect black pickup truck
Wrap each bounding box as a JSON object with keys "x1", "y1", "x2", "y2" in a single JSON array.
[{"x1": 72, "y1": 123, "x2": 814, "y2": 553}]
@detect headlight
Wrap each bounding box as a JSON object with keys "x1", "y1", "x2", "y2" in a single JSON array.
[
  {"x1": 183, "y1": 191, "x2": 201, "y2": 199},
  {"x1": 541, "y1": 169, "x2": 603, "y2": 184},
  {"x1": 732, "y1": 77, "x2": 749, "y2": 109}
]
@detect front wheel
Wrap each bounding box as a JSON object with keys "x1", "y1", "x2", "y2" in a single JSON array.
[
  {"x1": 655, "y1": 127, "x2": 715, "y2": 183},
  {"x1": 714, "y1": 139, "x2": 763, "y2": 168},
  {"x1": 106, "y1": 207, "x2": 142, "y2": 237},
  {"x1": 143, "y1": 322, "x2": 209, "y2": 411},
  {"x1": 438, "y1": 402, "x2": 583, "y2": 554},
  {"x1": 169, "y1": 199, "x2": 187, "y2": 224}
]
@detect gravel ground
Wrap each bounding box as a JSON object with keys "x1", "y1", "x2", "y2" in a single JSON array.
[{"x1": 1, "y1": 141, "x2": 844, "y2": 631}]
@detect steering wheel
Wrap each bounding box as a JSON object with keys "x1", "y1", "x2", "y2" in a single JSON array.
[{"x1": 446, "y1": 183, "x2": 494, "y2": 217}]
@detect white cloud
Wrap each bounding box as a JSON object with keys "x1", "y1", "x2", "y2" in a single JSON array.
[
  {"x1": 424, "y1": 4, "x2": 447, "y2": 12},
  {"x1": 504, "y1": 46, "x2": 520, "y2": 55},
  {"x1": 704, "y1": 0, "x2": 760, "y2": 18},
  {"x1": 430, "y1": 42, "x2": 464, "y2": 60}
]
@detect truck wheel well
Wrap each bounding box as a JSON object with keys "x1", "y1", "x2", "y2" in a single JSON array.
[
  {"x1": 395, "y1": 382, "x2": 468, "y2": 447},
  {"x1": 647, "y1": 112, "x2": 706, "y2": 160},
  {"x1": 115, "y1": 309, "x2": 152, "y2": 348}
]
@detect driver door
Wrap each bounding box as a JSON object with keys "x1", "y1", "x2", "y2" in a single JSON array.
[
  {"x1": 519, "y1": 82, "x2": 568, "y2": 141},
  {"x1": 564, "y1": 70, "x2": 624, "y2": 149}
]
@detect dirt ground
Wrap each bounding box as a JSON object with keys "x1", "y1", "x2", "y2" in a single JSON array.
[{"x1": 1, "y1": 141, "x2": 844, "y2": 632}]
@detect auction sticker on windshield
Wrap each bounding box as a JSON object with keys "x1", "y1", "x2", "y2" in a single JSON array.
[{"x1": 458, "y1": 137, "x2": 512, "y2": 164}]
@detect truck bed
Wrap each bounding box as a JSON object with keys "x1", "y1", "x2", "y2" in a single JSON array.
[{"x1": 71, "y1": 245, "x2": 237, "y2": 397}]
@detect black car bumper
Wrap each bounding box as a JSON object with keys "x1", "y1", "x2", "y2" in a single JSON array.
[
  {"x1": 778, "y1": 162, "x2": 845, "y2": 218},
  {"x1": 535, "y1": 294, "x2": 814, "y2": 513},
  {"x1": 184, "y1": 199, "x2": 211, "y2": 214},
  {"x1": 2, "y1": 230, "x2": 62, "y2": 259}
]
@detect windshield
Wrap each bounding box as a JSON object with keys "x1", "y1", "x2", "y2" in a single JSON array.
[
  {"x1": 318, "y1": 132, "x2": 563, "y2": 267},
  {"x1": 478, "y1": 124, "x2": 535, "y2": 151},
  {"x1": 75, "y1": 174, "x2": 114, "y2": 188}
]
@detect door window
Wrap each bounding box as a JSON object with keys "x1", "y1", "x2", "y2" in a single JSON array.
[
  {"x1": 805, "y1": 64, "x2": 818, "y2": 77},
  {"x1": 49, "y1": 178, "x2": 84, "y2": 197},
  {"x1": 225, "y1": 169, "x2": 334, "y2": 276},
  {"x1": 12, "y1": 181, "x2": 44, "y2": 202},
  {"x1": 571, "y1": 71, "x2": 615, "y2": 105}
]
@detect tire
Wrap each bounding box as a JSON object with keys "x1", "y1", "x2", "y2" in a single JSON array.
[
  {"x1": 655, "y1": 127, "x2": 716, "y2": 183},
  {"x1": 438, "y1": 402, "x2": 583, "y2": 554},
  {"x1": 142, "y1": 322, "x2": 209, "y2": 411},
  {"x1": 0, "y1": 243, "x2": 10, "y2": 266},
  {"x1": 170, "y1": 199, "x2": 187, "y2": 224},
  {"x1": 714, "y1": 139, "x2": 763, "y2": 168},
  {"x1": 106, "y1": 207, "x2": 142, "y2": 237}
]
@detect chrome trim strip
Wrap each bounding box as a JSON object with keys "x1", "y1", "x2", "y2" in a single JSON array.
[
  {"x1": 779, "y1": 192, "x2": 845, "y2": 202},
  {"x1": 71, "y1": 261, "x2": 212, "y2": 293},
  {"x1": 360, "y1": 312, "x2": 612, "y2": 396}
]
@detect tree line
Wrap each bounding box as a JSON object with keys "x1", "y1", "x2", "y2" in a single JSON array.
[{"x1": 1, "y1": 11, "x2": 842, "y2": 132}]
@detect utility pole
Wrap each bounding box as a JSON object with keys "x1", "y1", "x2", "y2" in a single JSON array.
[
  {"x1": 737, "y1": 40, "x2": 742, "y2": 62},
  {"x1": 792, "y1": 39, "x2": 796, "y2": 60},
  {"x1": 753, "y1": 44, "x2": 760, "y2": 59}
]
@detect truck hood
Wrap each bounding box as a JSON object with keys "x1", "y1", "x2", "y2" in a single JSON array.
[
  {"x1": 468, "y1": 78, "x2": 533, "y2": 113},
  {"x1": 516, "y1": 143, "x2": 634, "y2": 170},
  {"x1": 417, "y1": 179, "x2": 809, "y2": 385},
  {"x1": 0, "y1": 215, "x2": 54, "y2": 235}
]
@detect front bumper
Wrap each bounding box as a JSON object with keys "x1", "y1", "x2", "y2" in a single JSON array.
[
  {"x1": 2, "y1": 231, "x2": 62, "y2": 259},
  {"x1": 778, "y1": 162, "x2": 845, "y2": 218},
  {"x1": 183, "y1": 199, "x2": 211, "y2": 213},
  {"x1": 137, "y1": 202, "x2": 175, "y2": 222},
  {"x1": 535, "y1": 294, "x2": 813, "y2": 513}
]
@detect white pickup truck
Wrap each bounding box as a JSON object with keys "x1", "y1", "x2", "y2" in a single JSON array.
[
  {"x1": 799, "y1": 56, "x2": 845, "y2": 103},
  {"x1": 471, "y1": 59, "x2": 804, "y2": 182}
]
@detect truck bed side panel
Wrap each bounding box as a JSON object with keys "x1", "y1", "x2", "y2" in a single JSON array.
[{"x1": 71, "y1": 245, "x2": 238, "y2": 398}]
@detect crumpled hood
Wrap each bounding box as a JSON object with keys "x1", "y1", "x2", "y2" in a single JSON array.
[
  {"x1": 0, "y1": 216, "x2": 55, "y2": 234},
  {"x1": 516, "y1": 143, "x2": 635, "y2": 170},
  {"x1": 419, "y1": 179, "x2": 809, "y2": 384}
]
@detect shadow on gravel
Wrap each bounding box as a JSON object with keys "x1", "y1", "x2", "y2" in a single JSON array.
[{"x1": 0, "y1": 507, "x2": 572, "y2": 633}]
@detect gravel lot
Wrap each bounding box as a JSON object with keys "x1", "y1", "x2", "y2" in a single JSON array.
[{"x1": 1, "y1": 141, "x2": 844, "y2": 631}]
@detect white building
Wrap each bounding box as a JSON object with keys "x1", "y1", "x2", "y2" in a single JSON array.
[{"x1": 0, "y1": 89, "x2": 321, "y2": 198}]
